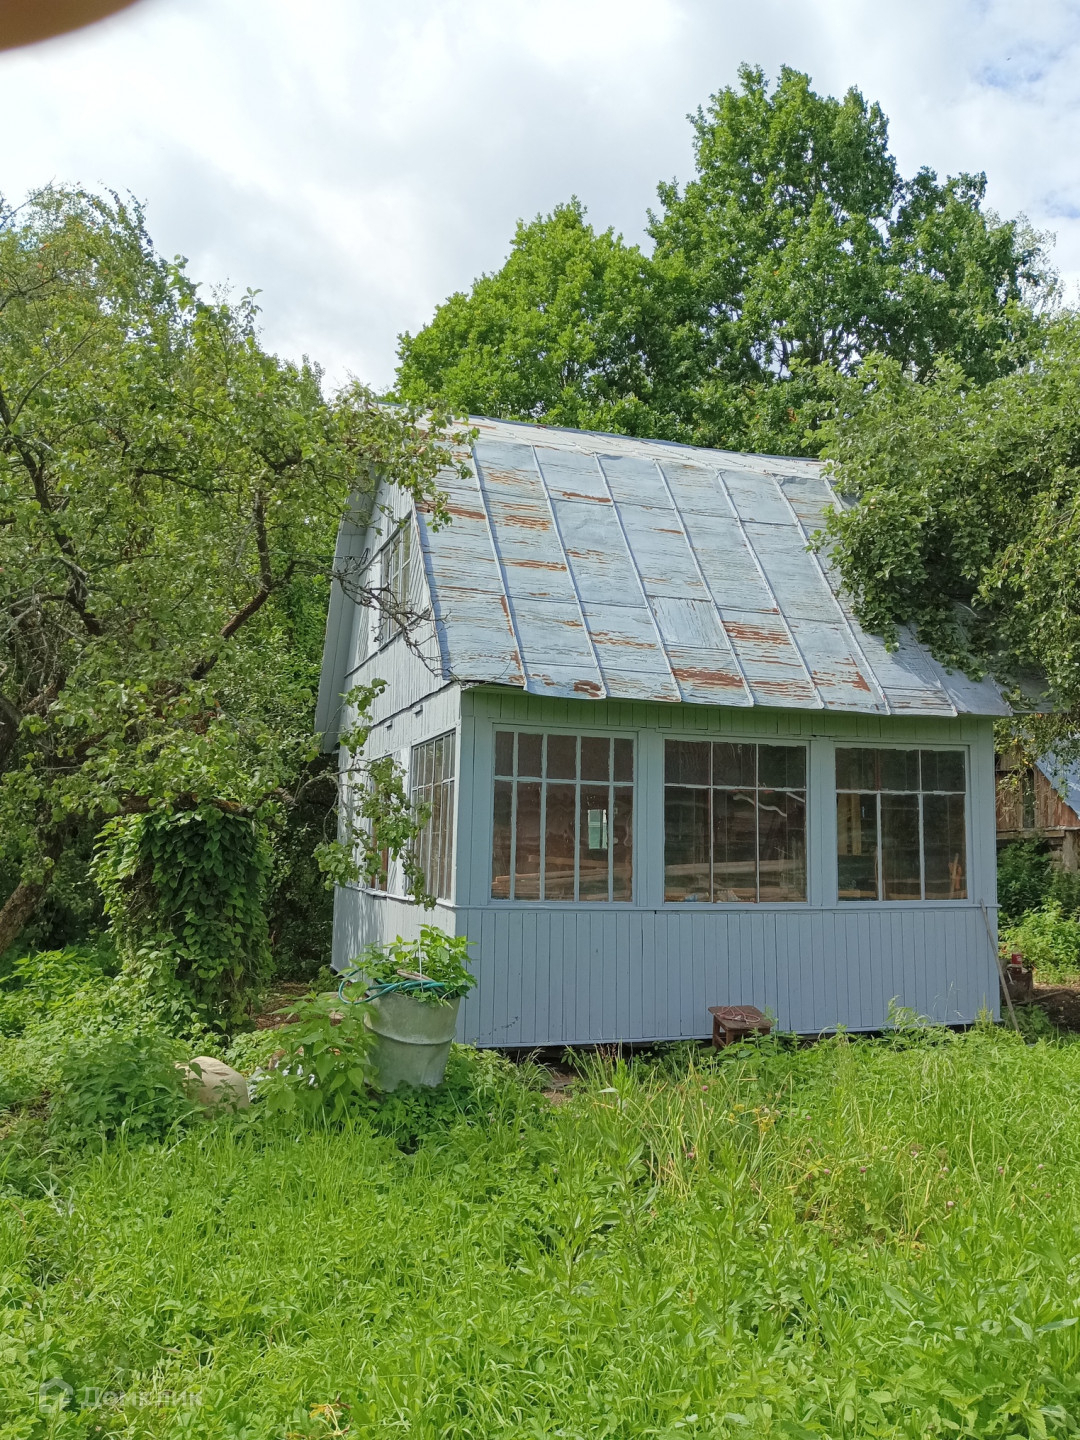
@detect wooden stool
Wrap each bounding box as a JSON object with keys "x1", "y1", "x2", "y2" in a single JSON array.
[{"x1": 708, "y1": 1005, "x2": 773, "y2": 1048}]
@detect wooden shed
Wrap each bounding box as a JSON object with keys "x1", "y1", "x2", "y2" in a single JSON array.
[
  {"x1": 996, "y1": 750, "x2": 1080, "y2": 869},
  {"x1": 317, "y1": 417, "x2": 1009, "y2": 1045}
]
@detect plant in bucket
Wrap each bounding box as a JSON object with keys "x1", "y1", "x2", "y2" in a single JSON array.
[{"x1": 339, "y1": 926, "x2": 476, "y2": 1091}]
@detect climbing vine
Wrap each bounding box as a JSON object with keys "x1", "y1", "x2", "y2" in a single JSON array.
[{"x1": 94, "y1": 806, "x2": 273, "y2": 1030}]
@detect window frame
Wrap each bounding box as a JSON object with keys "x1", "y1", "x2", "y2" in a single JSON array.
[
  {"x1": 489, "y1": 727, "x2": 636, "y2": 905},
  {"x1": 834, "y1": 743, "x2": 971, "y2": 905},
  {"x1": 410, "y1": 730, "x2": 457, "y2": 903},
  {"x1": 375, "y1": 517, "x2": 413, "y2": 650},
  {"x1": 662, "y1": 738, "x2": 810, "y2": 906}
]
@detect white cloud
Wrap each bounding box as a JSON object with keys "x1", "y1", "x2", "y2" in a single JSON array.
[{"x1": 2, "y1": 0, "x2": 1078, "y2": 389}]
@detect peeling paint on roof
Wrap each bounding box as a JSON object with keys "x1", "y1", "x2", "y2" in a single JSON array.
[{"x1": 414, "y1": 416, "x2": 1011, "y2": 717}]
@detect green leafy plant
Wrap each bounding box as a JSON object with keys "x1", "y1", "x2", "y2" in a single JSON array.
[
  {"x1": 94, "y1": 806, "x2": 273, "y2": 1030},
  {"x1": 1002, "y1": 900, "x2": 1080, "y2": 982},
  {"x1": 347, "y1": 926, "x2": 476, "y2": 1005},
  {"x1": 261, "y1": 995, "x2": 374, "y2": 1121},
  {"x1": 51, "y1": 1024, "x2": 195, "y2": 1141},
  {"x1": 997, "y1": 840, "x2": 1053, "y2": 925}
]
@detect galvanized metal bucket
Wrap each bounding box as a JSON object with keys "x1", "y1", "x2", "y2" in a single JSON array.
[{"x1": 364, "y1": 991, "x2": 460, "y2": 1091}]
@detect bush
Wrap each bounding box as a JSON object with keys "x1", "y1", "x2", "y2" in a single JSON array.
[
  {"x1": 261, "y1": 994, "x2": 374, "y2": 1121},
  {"x1": 52, "y1": 1024, "x2": 195, "y2": 1140},
  {"x1": 997, "y1": 840, "x2": 1053, "y2": 923},
  {"x1": 1001, "y1": 900, "x2": 1080, "y2": 982}
]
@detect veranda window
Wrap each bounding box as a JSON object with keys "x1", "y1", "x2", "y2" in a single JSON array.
[
  {"x1": 664, "y1": 741, "x2": 807, "y2": 903},
  {"x1": 377, "y1": 520, "x2": 412, "y2": 646},
  {"x1": 836, "y1": 748, "x2": 967, "y2": 901},
  {"x1": 491, "y1": 732, "x2": 633, "y2": 901},
  {"x1": 411, "y1": 732, "x2": 456, "y2": 901}
]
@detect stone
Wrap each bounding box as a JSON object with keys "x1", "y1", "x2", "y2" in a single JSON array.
[{"x1": 177, "y1": 1056, "x2": 251, "y2": 1110}]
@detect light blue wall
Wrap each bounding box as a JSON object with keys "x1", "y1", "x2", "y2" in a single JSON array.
[{"x1": 334, "y1": 683, "x2": 1000, "y2": 1045}]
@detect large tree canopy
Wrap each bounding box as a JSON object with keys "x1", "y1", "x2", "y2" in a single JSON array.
[
  {"x1": 822, "y1": 317, "x2": 1080, "y2": 742},
  {"x1": 0, "y1": 187, "x2": 454, "y2": 955},
  {"x1": 396, "y1": 65, "x2": 1052, "y2": 455}
]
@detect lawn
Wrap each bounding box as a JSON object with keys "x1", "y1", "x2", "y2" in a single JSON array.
[{"x1": 4, "y1": 1027, "x2": 1080, "y2": 1439}]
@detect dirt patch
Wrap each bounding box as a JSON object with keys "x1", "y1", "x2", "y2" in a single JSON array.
[
  {"x1": 1030, "y1": 981, "x2": 1080, "y2": 1032},
  {"x1": 253, "y1": 982, "x2": 310, "y2": 1030}
]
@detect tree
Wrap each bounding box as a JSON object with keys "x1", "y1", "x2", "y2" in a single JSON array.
[
  {"x1": 397, "y1": 66, "x2": 1052, "y2": 455},
  {"x1": 821, "y1": 316, "x2": 1080, "y2": 748},
  {"x1": 0, "y1": 187, "x2": 457, "y2": 958}
]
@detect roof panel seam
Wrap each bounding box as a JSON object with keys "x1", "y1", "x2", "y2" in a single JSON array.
[
  {"x1": 593, "y1": 455, "x2": 684, "y2": 701},
  {"x1": 472, "y1": 447, "x2": 531, "y2": 690},
  {"x1": 772, "y1": 475, "x2": 895, "y2": 716},
  {"x1": 413, "y1": 509, "x2": 452, "y2": 682},
  {"x1": 712, "y1": 467, "x2": 825, "y2": 708},
  {"x1": 530, "y1": 446, "x2": 609, "y2": 698},
  {"x1": 650, "y1": 458, "x2": 755, "y2": 706}
]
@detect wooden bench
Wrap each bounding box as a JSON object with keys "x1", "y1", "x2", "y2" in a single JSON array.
[{"x1": 708, "y1": 1005, "x2": 773, "y2": 1048}]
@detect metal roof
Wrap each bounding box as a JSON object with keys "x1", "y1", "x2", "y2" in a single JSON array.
[
  {"x1": 410, "y1": 416, "x2": 1011, "y2": 716},
  {"x1": 1036, "y1": 754, "x2": 1080, "y2": 817}
]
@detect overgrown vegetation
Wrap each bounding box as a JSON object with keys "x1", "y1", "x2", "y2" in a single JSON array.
[{"x1": 4, "y1": 1028, "x2": 1080, "y2": 1437}]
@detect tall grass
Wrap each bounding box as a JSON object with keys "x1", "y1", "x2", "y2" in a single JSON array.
[{"x1": 4, "y1": 1028, "x2": 1080, "y2": 1437}]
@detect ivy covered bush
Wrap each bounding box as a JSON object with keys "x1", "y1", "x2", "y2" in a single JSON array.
[{"x1": 95, "y1": 807, "x2": 272, "y2": 1030}]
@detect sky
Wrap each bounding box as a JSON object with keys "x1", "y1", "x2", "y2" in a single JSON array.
[{"x1": 2, "y1": 0, "x2": 1079, "y2": 391}]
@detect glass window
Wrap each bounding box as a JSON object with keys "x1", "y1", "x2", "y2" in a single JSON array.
[
  {"x1": 836, "y1": 747, "x2": 967, "y2": 901},
  {"x1": 410, "y1": 732, "x2": 456, "y2": 900},
  {"x1": 664, "y1": 740, "x2": 807, "y2": 903},
  {"x1": 491, "y1": 732, "x2": 634, "y2": 901},
  {"x1": 377, "y1": 521, "x2": 412, "y2": 646}
]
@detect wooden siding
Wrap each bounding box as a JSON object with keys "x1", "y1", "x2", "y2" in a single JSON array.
[{"x1": 333, "y1": 686, "x2": 1000, "y2": 1044}]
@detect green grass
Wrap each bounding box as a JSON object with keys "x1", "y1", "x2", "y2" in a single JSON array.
[{"x1": 5, "y1": 1028, "x2": 1080, "y2": 1438}]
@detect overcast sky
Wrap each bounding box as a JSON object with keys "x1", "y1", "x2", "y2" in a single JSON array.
[{"x1": 2, "y1": 0, "x2": 1078, "y2": 391}]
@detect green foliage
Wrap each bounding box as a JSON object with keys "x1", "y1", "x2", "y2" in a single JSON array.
[
  {"x1": 821, "y1": 318, "x2": 1080, "y2": 730},
  {"x1": 94, "y1": 806, "x2": 273, "y2": 1029},
  {"x1": 7, "y1": 1031, "x2": 1080, "y2": 1435},
  {"x1": 0, "y1": 185, "x2": 462, "y2": 958},
  {"x1": 52, "y1": 1025, "x2": 194, "y2": 1141},
  {"x1": 397, "y1": 66, "x2": 1050, "y2": 456},
  {"x1": 346, "y1": 925, "x2": 477, "y2": 1004},
  {"x1": 997, "y1": 840, "x2": 1054, "y2": 924},
  {"x1": 260, "y1": 995, "x2": 374, "y2": 1122},
  {"x1": 1002, "y1": 901, "x2": 1080, "y2": 982}
]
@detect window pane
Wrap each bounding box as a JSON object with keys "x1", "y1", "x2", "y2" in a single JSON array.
[
  {"x1": 712, "y1": 789, "x2": 757, "y2": 902},
  {"x1": 664, "y1": 786, "x2": 710, "y2": 901},
  {"x1": 547, "y1": 734, "x2": 578, "y2": 780},
  {"x1": 613, "y1": 738, "x2": 634, "y2": 782},
  {"x1": 759, "y1": 744, "x2": 806, "y2": 790},
  {"x1": 713, "y1": 741, "x2": 755, "y2": 787},
  {"x1": 581, "y1": 736, "x2": 610, "y2": 782},
  {"x1": 517, "y1": 733, "x2": 543, "y2": 778},
  {"x1": 924, "y1": 793, "x2": 967, "y2": 898},
  {"x1": 758, "y1": 791, "x2": 806, "y2": 901},
  {"x1": 837, "y1": 792, "x2": 878, "y2": 900},
  {"x1": 544, "y1": 782, "x2": 577, "y2": 900},
  {"x1": 515, "y1": 781, "x2": 541, "y2": 899},
  {"x1": 495, "y1": 731, "x2": 514, "y2": 777},
  {"x1": 836, "y1": 748, "x2": 878, "y2": 792},
  {"x1": 921, "y1": 750, "x2": 965, "y2": 792},
  {"x1": 666, "y1": 740, "x2": 709, "y2": 786},
  {"x1": 879, "y1": 748, "x2": 920, "y2": 792},
  {"x1": 881, "y1": 793, "x2": 920, "y2": 899},
  {"x1": 578, "y1": 784, "x2": 610, "y2": 901},
  {"x1": 612, "y1": 785, "x2": 633, "y2": 901}
]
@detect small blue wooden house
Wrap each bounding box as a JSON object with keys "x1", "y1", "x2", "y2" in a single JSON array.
[{"x1": 317, "y1": 417, "x2": 1009, "y2": 1046}]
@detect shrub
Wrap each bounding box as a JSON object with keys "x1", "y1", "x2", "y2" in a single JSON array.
[
  {"x1": 997, "y1": 839, "x2": 1053, "y2": 923},
  {"x1": 52, "y1": 1024, "x2": 195, "y2": 1140},
  {"x1": 261, "y1": 995, "x2": 374, "y2": 1121},
  {"x1": 95, "y1": 806, "x2": 273, "y2": 1030},
  {"x1": 1001, "y1": 900, "x2": 1080, "y2": 982}
]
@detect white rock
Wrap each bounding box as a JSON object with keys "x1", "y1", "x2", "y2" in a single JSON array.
[{"x1": 177, "y1": 1056, "x2": 251, "y2": 1110}]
